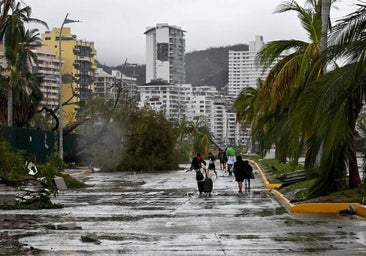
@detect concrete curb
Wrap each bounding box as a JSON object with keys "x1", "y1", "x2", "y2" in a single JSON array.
[{"x1": 250, "y1": 160, "x2": 366, "y2": 218}]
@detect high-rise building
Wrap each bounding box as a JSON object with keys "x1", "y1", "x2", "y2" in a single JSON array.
[
  {"x1": 145, "y1": 23, "x2": 186, "y2": 85},
  {"x1": 137, "y1": 81, "x2": 188, "y2": 121},
  {"x1": 226, "y1": 36, "x2": 268, "y2": 149},
  {"x1": 31, "y1": 46, "x2": 61, "y2": 109},
  {"x1": 94, "y1": 68, "x2": 137, "y2": 101},
  {"x1": 228, "y1": 35, "x2": 265, "y2": 96},
  {"x1": 41, "y1": 27, "x2": 97, "y2": 125}
]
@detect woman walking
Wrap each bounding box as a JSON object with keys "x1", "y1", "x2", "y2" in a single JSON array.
[
  {"x1": 189, "y1": 153, "x2": 207, "y2": 195},
  {"x1": 233, "y1": 155, "x2": 253, "y2": 193}
]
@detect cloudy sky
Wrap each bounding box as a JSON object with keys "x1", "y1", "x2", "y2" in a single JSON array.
[{"x1": 25, "y1": 0, "x2": 356, "y2": 66}]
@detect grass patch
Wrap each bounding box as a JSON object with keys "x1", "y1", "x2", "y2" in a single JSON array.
[
  {"x1": 257, "y1": 158, "x2": 304, "y2": 183},
  {"x1": 256, "y1": 156, "x2": 366, "y2": 203}
]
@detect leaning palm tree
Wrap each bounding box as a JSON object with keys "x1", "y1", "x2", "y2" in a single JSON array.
[
  {"x1": 255, "y1": 0, "x2": 325, "y2": 164},
  {"x1": 183, "y1": 119, "x2": 216, "y2": 156},
  {"x1": 298, "y1": 1, "x2": 366, "y2": 193},
  {"x1": 234, "y1": 86, "x2": 260, "y2": 129}
]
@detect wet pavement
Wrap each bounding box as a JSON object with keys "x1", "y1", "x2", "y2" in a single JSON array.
[{"x1": 1, "y1": 166, "x2": 366, "y2": 255}]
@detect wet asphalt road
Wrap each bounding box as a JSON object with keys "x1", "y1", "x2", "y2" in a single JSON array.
[{"x1": 1, "y1": 166, "x2": 366, "y2": 255}]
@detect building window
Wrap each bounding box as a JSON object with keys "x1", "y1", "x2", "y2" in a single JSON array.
[{"x1": 157, "y1": 43, "x2": 169, "y2": 61}]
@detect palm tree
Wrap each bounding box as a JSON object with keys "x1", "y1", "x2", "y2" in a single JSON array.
[
  {"x1": 234, "y1": 86, "x2": 260, "y2": 129},
  {"x1": 0, "y1": 1, "x2": 47, "y2": 126},
  {"x1": 0, "y1": 27, "x2": 44, "y2": 126},
  {"x1": 298, "y1": 1, "x2": 366, "y2": 193},
  {"x1": 0, "y1": 0, "x2": 14, "y2": 30},
  {"x1": 182, "y1": 119, "x2": 216, "y2": 156},
  {"x1": 254, "y1": 0, "x2": 325, "y2": 164}
]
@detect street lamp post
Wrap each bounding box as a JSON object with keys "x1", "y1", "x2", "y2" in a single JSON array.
[{"x1": 58, "y1": 13, "x2": 80, "y2": 160}]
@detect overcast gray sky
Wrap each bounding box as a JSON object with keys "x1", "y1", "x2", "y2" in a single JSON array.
[{"x1": 25, "y1": 0, "x2": 356, "y2": 66}]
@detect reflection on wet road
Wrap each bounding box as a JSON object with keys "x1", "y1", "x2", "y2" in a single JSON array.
[{"x1": 1, "y1": 168, "x2": 366, "y2": 255}]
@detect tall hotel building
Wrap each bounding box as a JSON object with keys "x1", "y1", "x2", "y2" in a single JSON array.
[
  {"x1": 31, "y1": 47, "x2": 61, "y2": 109},
  {"x1": 144, "y1": 23, "x2": 186, "y2": 85},
  {"x1": 227, "y1": 36, "x2": 267, "y2": 149},
  {"x1": 228, "y1": 35, "x2": 266, "y2": 96}
]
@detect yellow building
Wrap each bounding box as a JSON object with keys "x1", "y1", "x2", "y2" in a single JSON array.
[{"x1": 41, "y1": 27, "x2": 97, "y2": 125}]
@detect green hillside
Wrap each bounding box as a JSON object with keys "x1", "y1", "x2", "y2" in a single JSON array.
[{"x1": 97, "y1": 44, "x2": 248, "y2": 89}]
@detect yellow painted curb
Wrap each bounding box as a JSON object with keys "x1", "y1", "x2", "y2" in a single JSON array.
[
  {"x1": 355, "y1": 204, "x2": 366, "y2": 217},
  {"x1": 291, "y1": 203, "x2": 366, "y2": 217},
  {"x1": 270, "y1": 188, "x2": 294, "y2": 212},
  {"x1": 266, "y1": 184, "x2": 282, "y2": 189},
  {"x1": 291, "y1": 203, "x2": 352, "y2": 214},
  {"x1": 251, "y1": 159, "x2": 366, "y2": 218},
  {"x1": 250, "y1": 160, "x2": 282, "y2": 190}
]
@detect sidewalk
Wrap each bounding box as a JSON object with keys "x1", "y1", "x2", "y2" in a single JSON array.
[{"x1": 250, "y1": 160, "x2": 366, "y2": 218}]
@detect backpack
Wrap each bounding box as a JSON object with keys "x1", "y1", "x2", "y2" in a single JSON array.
[{"x1": 196, "y1": 170, "x2": 204, "y2": 181}]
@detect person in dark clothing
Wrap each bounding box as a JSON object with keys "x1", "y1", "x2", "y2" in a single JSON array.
[
  {"x1": 218, "y1": 149, "x2": 225, "y2": 171},
  {"x1": 206, "y1": 152, "x2": 218, "y2": 197},
  {"x1": 243, "y1": 160, "x2": 253, "y2": 190},
  {"x1": 207, "y1": 152, "x2": 216, "y2": 171},
  {"x1": 190, "y1": 153, "x2": 207, "y2": 195},
  {"x1": 233, "y1": 155, "x2": 253, "y2": 193}
]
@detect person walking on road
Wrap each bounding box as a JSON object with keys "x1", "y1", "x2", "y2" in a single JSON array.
[
  {"x1": 218, "y1": 149, "x2": 227, "y2": 172},
  {"x1": 189, "y1": 153, "x2": 207, "y2": 196},
  {"x1": 204, "y1": 152, "x2": 218, "y2": 197},
  {"x1": 233, "y1": 155, "x2": 253, "y2": 193},
  {"x1": 208, "y1": 152, "x2": 216, "y2": 173},
  {"x1": 243, "y1": 160, "x2": 254, "y2": 190},
  {"x1": 227, "y1": 154, "x2": 236, "y2": 176}
]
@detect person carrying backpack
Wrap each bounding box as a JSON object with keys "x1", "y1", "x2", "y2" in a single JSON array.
[
  {"x1": 204, "y1": 152, "x2": 218, "y2": 197},
  {"x1": 189, "y1": 152, "x2": 207, "y2": 196}
]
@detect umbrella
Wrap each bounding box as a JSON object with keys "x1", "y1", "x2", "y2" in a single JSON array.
[{"x1": 226, "y1": 147, "x2": 235, "y2": 156}]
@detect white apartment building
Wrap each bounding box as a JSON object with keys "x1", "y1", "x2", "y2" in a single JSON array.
[
  {"x1": 137, "y1": 82, "x2": 229, "y2": 148},
  {"x1": 94, "y1": 68, "x2": 115, "y2": 99},
  {"x1": 31, "y1": 47, "x2": 61, "y2": 109},
  {"x1": 111, "y1": 70, "x2": 138, "y2": 100},
  {"x1": 226, "y1": 36, "x2": 267, "y2": 149},
  {"x1": 145, "y1": 23, "x2": 186, "y2": 85},
  {"x1": 228, "y1": 35, "x2": 266, "y2": 96},
  {"x1": 94, "y1": 68, "x2": 137, "y2": 101},
  {"x1": 137, "y1": 81, "x2": 189, "y2": 121},
  {"x1": 188, "y1": 86, "x2": 230, "y2": 148}
]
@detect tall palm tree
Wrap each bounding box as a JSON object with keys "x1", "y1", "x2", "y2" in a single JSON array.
[
  {"x1": 254, "y1": 0, "x2": 325, "y2": 164},
  {"x1": 0, "y1": 1, "x2": 47, "y2": 126},
  {"x1": 0, "y1": 27, "x2": 44, "y2": 126},
  {"x1": 299, "y1": 1, "x2": 366, "y2": 193}
]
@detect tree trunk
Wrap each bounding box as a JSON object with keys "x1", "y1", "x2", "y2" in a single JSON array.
[
  {"x1": 7, "y1": 86, "x2": 12, "y2": 126},
  {"x1": 348, "y1": 132, "x2": 362, "y2": 188}
]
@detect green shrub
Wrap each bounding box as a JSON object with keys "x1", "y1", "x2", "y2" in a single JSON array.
[{"x1": 0, "y1": 140, "x2": 27, "y2": 181}]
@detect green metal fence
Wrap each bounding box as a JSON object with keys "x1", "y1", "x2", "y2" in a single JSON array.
[{"x1": 0, "y1": 126, "x2": 55, "y2": 163}]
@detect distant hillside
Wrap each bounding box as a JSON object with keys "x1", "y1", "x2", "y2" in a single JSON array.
[
  {"x1": 185, "y1": 44, "x2": 248, "y2": 89},
  {"x1": 97, "y1": 44, "x2": 248, "y2": 89},
  {"x1": 96, "y1": 61, "x2": 146, "y2": 85}
]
